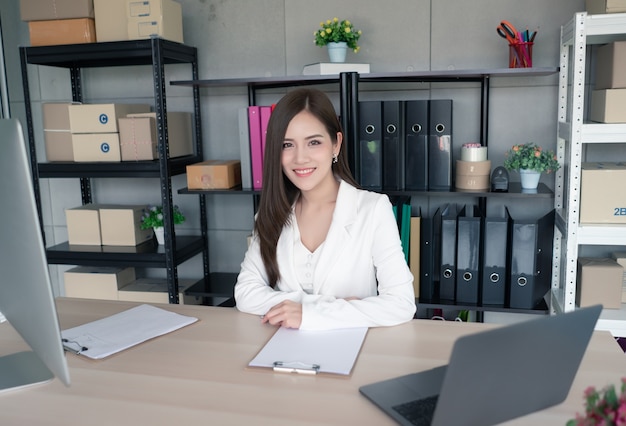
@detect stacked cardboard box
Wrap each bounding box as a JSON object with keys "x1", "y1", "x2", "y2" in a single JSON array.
[
  {"x1": 21, "y1": 0, "x2": 185, "y2": 46},
  {"x1": 43, "y1": 102, "x2": 75, "y2": 162},
  {"x1": 118, "y1": 278, "x2": 201, "y2": 304},
  {"x1": 94, "y1": 0, "x2": 184, "y2": 43},
  {"x1": 68, "y1": 103, "x2": 151, "y2": 162},
  {"x1": 20, "y1": 0, "x2": 96, "y2": 46},
  {"x1": 66, "y1": 204, "x2": 154, "y2": 246},
  {"x1": 118, "y1": 112, "x2": 194, "y2": 161},
  {"x1": 590, "y1": 41, "x2": 626, "y2": 123},
  {"x1": 43, "y1": 103, "x2": 197, "y2": 162},
  {"x1": 64, "y1": 266, "x2": 136, "y2": 300}
]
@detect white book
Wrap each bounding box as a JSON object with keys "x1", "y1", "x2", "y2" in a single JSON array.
[{"x1": 302, "y1": 62, "x2": 370, "y2": 75}]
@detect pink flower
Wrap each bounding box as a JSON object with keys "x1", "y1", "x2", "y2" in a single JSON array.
[
  {"x1": 569, "y1": 379, "x2": 626, "y2": 426},
  {"x1": 585, "y1": 386, "x2": 597, "y2": 398}
]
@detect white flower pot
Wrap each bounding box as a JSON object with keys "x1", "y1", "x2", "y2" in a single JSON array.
[
  {"x1": 519, "y1": 169, "x2": 541, "y2": 190},
  {"x1": 153, "y1": 226, "x2": 165, "y2": 245},
  {"x1": 327, "y1": 42, "x2": 348, "y2": 63}
]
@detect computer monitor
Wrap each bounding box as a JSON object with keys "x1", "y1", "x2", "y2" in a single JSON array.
[{"x1": 0, "y1": 118, "x2": 70, "y2": 392}]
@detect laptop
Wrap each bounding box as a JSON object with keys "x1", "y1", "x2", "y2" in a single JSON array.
[{"x1": 359, "y1": 305, "x2": 602, "y2": 426}]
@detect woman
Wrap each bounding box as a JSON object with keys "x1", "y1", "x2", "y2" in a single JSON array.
[{"x1": 234, "y1": 88, "x2": 416, "y2": 330}]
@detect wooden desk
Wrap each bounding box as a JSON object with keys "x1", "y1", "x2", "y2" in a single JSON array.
[{"x1": 0, "y1": 298, "x2": 624, "y2": 425}]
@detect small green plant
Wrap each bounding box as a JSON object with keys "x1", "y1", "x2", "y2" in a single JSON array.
[
  {"x1": 503, "y1": 142, "x2": 561, "y2": 173},
  {"x1": 567, "y1": 377, "x2": 626, "y2": 425},
  {"x1": 314, "y1": 17, "x2": 362, "y2": 52},
  {"x1": 140, "y1": 205, "x2": 185, "y2": 230}
]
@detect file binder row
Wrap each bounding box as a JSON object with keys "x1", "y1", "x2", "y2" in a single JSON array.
[
  {"x1": 416, "y1": 204, "x2": 555, "y2": 310},
  {"x1": 357, "y1": 99, "x2": 453, "y2": 192}
]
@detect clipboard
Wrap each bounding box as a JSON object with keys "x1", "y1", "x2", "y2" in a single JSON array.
[
  {"x1": 248, "y1": 327, "x2": 368, "y2": 376},
  {"x1": 61, "y1": 304, "x2": 198, "y2": 360}
]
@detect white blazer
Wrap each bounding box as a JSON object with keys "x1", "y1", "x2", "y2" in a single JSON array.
[{"x1": 234, "y1": 180, "x2": 416, "y2": 330}]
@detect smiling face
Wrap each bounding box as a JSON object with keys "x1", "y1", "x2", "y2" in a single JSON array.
[{"x1": 281, "y1": 110, "x2": 342, "y2": 195}]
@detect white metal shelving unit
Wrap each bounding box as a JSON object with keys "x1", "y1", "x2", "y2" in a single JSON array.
[{"x1": 551, "y1": 11, "x2": 626, "y2": 336}]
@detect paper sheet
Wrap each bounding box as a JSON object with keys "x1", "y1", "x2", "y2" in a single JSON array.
[
  {"x1": 61, "y1": 304, "x2": 197, "y2": 359},
  {"x1": 248, "y1": 327, "x2": 368, "y2": 376}
]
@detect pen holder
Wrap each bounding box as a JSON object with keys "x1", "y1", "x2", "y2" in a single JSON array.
[{"x1": 509, "y1": 42, "x2": 533, "y2": 68}]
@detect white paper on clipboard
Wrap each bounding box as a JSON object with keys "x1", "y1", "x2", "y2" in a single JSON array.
[
  {"x1": 248, "y1": 326, "x2": 368, "y2": 376},
  {"x1": 61, "y1": 304, "x2": 197, "y2": 360}
]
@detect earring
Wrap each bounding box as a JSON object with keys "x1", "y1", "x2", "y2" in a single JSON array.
[{"x1": 332, "y1": 153, "x2": 338, "y2": 164}]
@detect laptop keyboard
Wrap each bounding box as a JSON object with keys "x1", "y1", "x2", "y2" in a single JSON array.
[{"x1": 392, "y1": 395, "x2": 439, "y2": 426}]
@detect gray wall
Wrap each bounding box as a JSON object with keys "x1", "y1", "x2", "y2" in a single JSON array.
[{"x1": 1, "y1": 0, "x2": 588, "y2": 297}]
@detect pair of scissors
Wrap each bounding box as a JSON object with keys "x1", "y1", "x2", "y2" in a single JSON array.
[
  {"x1": 497, "y1": 20, "x2": 532, "y2": 67},
  {"x1": 496, "y1": 20, "x2": 520, "y2": 44}
]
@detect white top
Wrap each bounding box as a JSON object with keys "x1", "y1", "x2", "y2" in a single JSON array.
[
  {"x1": 292, "y1": 218, "x2": 325, "y2": 294},
  {"x1": 235, "y1": 180, "x2": 416, "y2": 330}
]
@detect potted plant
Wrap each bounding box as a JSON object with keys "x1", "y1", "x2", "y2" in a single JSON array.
[
  {"x1": 503, "y1": 142, "x2": 560, "y2": 189},
  {"x1": 140, "y1": 205, "x2": 186, "y2": 244},
  {"x1": 567, "y1": 377, "x2": 626, "y2": 425},
  {"x1": 314, "y1": 17, "x2": 362, "y2": 62}
]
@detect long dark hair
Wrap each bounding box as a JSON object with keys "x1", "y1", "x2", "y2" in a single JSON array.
[{"x1": 255, "y1": 88, "x2": 358, "y2": 288}]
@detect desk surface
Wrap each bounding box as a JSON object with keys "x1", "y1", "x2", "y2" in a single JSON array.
[{"x1": 0, "y1": 298, "x2": 624, "y2": 425}]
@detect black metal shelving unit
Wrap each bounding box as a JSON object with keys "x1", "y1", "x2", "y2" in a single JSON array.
[
  {"x1": 20, "y1": 38, "x2": 208, "y2": 304},
  {"x1": 172, "y1": 66, "x2": 559, "y2": 315}
]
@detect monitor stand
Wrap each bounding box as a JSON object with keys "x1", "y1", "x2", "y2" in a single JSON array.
[{"x1": 0, "y1": 351, "x2": 54, "y2": 393}]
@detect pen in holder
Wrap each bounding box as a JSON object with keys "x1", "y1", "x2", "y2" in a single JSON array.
[{"x1": 509, "y1": 42, "x2": 533, "y2": 68}]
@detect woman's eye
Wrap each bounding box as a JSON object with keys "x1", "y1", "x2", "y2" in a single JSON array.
[
  {"x1": 309, "y1": 139, "x2": 321, "y2": 146},
  {"x1": 282, "y1": 142, "x2": 293, "y2": 149}
]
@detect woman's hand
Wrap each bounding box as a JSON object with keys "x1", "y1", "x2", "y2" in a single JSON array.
[{"x1": 262, "y1": 300, "x2": 302, "y2": 329}]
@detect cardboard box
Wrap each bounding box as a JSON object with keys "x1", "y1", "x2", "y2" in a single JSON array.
[
  {"x1": 118, "y1": 278, "x2": 201, "y2": 305},
  {"x1": 21, "y1": 0, "x2": 94, "y2": 21},
  {"x1": 595, "y1": 42, "x2": 626, "y2": 89},
  {"x1": 71, "y1": 133, "x2": 122, "y2": 162},
  {"x1": 99, "y1": 205, "x2": 154, "y2": 246},
  {"x1": 66, "y1": 204, "x2": 102, "y2": 245},
  {"x1": 68, "y1": 103, "x2": 151, "y2": 134},
  {"x1": 127, "y1": 0, "x2": 184, "y2": 43},
  {"x1": 580, "y1": 162, "x2": 626, "y2": 224},
  {"x1": 577, "y1": 257, "x2": 623, "y2": 309},
  {"x1": 118, "y1": 111, "x2": 193, "y2": 161},
  {"x1": 94, "y1": 0, "x2": 128, "y2": 42},
  {"x1": 612, "y1": 252, "x2": 626, "y2": 303},
  {"x1": 28, "y1": 18, "x2": 96, "y2": 47},
  {"x1": 42, "y1": 102, "x2": 75, "y2": 161},
  {"x1": 94, "y1": 0, "x2": 183, "y2": 43},
  {"x1": 44, "y1": 131, "x2": 74, "y2": 162},
  {"x1": 42, "y1": 102, "x2": 73, "y2": 130},
  {"x1": 64, "y1": 266, "x2": 136, "y2": 300},
  {"x1": 586, "y1": 0, "x2": 626, "y2": 14},
  {"x1": 590, "y1": 89, "x2": 626, "y2": 123},
  {"x1": 186, "y1": 160, "x2": 242, "y2": 190}
]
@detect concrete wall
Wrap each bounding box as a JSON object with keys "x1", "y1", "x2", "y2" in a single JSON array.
[{"x1": 1, "y1": 0, "x2": 589, "y2": 298}]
